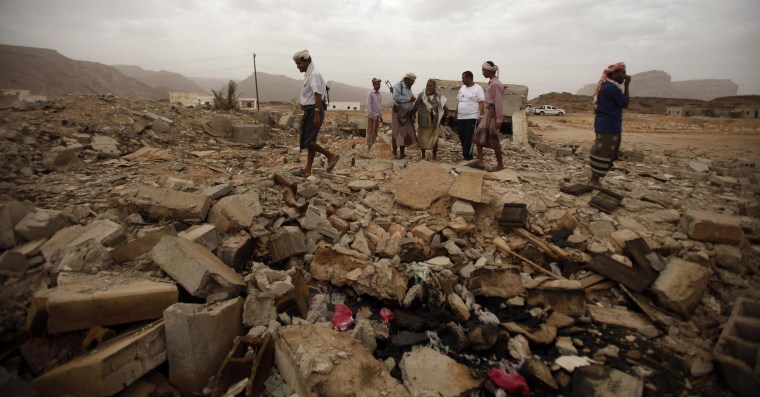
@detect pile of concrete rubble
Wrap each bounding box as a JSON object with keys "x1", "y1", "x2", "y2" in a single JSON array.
[{"x1": 1, "y1": 95, "x2": 758, "y2": 397}]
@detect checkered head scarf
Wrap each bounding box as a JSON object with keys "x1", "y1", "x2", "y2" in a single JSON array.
[{"x1": 593, "y1": 62, "x2": 626, "y2": 110}]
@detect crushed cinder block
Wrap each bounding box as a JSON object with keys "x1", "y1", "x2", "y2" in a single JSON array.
[
  {"x1": 164, "y1": 298, "x2": 244, "y2": 396},
  {"x1": 207, "y1": 191, "x2": 262, "y2": 233},
  {"x1": 126, "y1": 186, "x2": 211, "y2": 222},
  {"x1": 651, "y1": 258, "x2": 710, "y2": 317},
  {"x1": 150, "y1": 235, "x2": 245, "y2": 298},
  {"x1": 268, "y1": 227, "x2": 307, "y2": 263},
  {"x1": 526, "y1": 278, "x2": 585, "y2": 317},
  {"x1": 275, "y1": 324, "x2": 409, "y2": 397},
  {"x1": 217, "y1": 234, "x2": 254, "y2": 271},
  {"x1": 14, "y1": 209, "x2": 72, "y2": 241},
  {"x1": 178, "y1": 223, "x2": 219, "y2": 252},
  {"x1": 679, "y1": 209, "x2": 744, "y2": 244},
  {"x1": 45, "y1": 274, "x2": 177, "y2": 334},
  {"x1": 713, "y1": 298, "x2": 760, "y2": 397},
  {"x1": 310, "y1": 247, "x2": 409, "y2": 303},
  {"x1": 467, "y1": 267, "x2": 525, "y2": 298},
  {"x1": 399, "y1": 346, "x2": 483, "y2": 396},
  {"x1": 0, "y1": 200, "x2": 36, "y2": 249},
  {"x1": 32, "y1": 320, "x2": 167, "y2": 397}
]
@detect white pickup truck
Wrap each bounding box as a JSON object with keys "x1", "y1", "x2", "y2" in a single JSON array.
[{"x1": 533, "y1": 105, "x2": 565, "y2": 116}]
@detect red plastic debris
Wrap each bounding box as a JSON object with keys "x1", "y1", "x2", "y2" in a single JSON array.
[
  {"x1": 379, "y1": 307, "x2": 394, "y2": 324},
  {"x1": 488, "y1": 368, "x2": 530, "y2": 396},
  {"x1": 330, "y1": 304, "x2": 354, "y2": 332}
]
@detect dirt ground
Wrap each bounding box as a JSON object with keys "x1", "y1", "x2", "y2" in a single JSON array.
[{"x1": 528, "y1": 113, "x2": 760, "y2": 157}]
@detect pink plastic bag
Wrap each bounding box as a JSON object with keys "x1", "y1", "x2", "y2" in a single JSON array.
[
  {"x1": 379, "y1": 307, "x2": 394, "y2": 324},
  {"x1": 330, "y1": 304, "x2": 354, "y2": 332},
  {"x1": 488, "y1": 368, "x2": 529, "y2": 396}
]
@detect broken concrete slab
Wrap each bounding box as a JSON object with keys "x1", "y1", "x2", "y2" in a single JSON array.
[
  {"x1": 127, "y1": 186, "x2": 211, "y2": 222},
  {"x1": 150, "y1": 235, "x2": 245, "y2": 298},
  {"x1": 449, "y1": 170, "x2": 484, "y2": 203},
  {"x1": 46, "y1": 274, "x2": 178, "y2": 334},
  {"x1": 275, "y1": 324, "x2": 409, "y2": 397},
  {"x1": 231, "y1": 124, "x2": 269, "y2": 146},
  {"x1": 39, "y1": 219, "x2": 125, "y2": 265},
  {"x1": 14, "y1": 209, "x2": 71, "y2": 241},
  {"x1": 201, "y1": 183, "x2": 233, "y2": 200},
  {"x1": 32, "y1": 320, "x2": 167, "y2": 397},
  {"x1": 467, "y1": 267, "x2": 525, "y2": 298},
  {"x1": 572, "y1": 365, "x2": 643, "y2": 397},
  {"x1": 651, "y1": 258, "x2": 710, "y2": 317},
  {"x1": 399, "y1": 346, "x2": 483, "y2": 396},
  {"x1": 588, "y1": 306, "x2": 654, "y2": 333},
  {"x1": 310, "y1": 247, "x2": 409, "y2": 303},
  {"x1": 243, "y1": 292, "x2": 277, "y2": 328},
  {"x1": 217, "y1": 234, "x2": 254, "y2": 271},
  {"x1": 526, "y1": 278, "x2": 585, "y2": 317},
  {"x1": 392, "y1": 161, "x2": 453, "y2": 210},
  {"x1": 178, "y1": 223, "x2": 219, "y2": 252},
  {"x1": 165, "y1": 176, "x2": 195, "y2": 191},
  {"x1": 110, "y1": 224, "x2": 177, "y2": 262},
  {"x1": 164, "y1": 298, "x2": 244, "y2": 396},
  {"x1": 91, "y1": 135, "x2": 121, "y2": 158},
  {"x1": 679, "y1": 209, "x2": 744, "y2": 244},
  {"x1": 207, "y1": 191, "x2": 263, "y2": 233}
]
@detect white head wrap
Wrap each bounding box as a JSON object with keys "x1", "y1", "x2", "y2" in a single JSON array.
[
  {"x1": 482, "y1": 62, "x2": 499, "y2": 76},
  {"x1": 403, "y1": 73, "x2": 417, "y2": 81},
  {"x1": 292, "y1": 50, "x2": 311, "y2": 61}
]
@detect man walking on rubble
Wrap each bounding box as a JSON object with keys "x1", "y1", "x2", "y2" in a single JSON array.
[
  {"x1": 365, "y1": 78, "x2": 383, "y2": 153},
  {"x1": 455, "y1": 71, "x2": 485, "y2": 161},
  {"x1": 470, "y1": 61, "x2": 504, "y2": 172},
  {"x1": 391, "y1": 73, "x2": 417, "y2": 159},
  {"x1": 291, "y1": 50, "x2": 340, "y2": 177},
  {"x1": 588, "y1": 62, "x2": 631, "y2": 187}
]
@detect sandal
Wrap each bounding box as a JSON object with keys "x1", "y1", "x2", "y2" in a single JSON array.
[
  {"x1": 487, "y1": 166, "x2": 505, "y2": 173},
  {"x1": 291, "y1": 169, "x2": 309, "y2": 177},
  {"x1": 326, "y1": 154, "x2": 341, "y2": 172},
  {"x1": 467, "y1": 161, "x2": 485, "y2": 170}
]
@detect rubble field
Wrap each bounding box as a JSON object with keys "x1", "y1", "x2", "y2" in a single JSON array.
[{"x1": 1, "y1": 95, "x2": 759, "y2": 397}]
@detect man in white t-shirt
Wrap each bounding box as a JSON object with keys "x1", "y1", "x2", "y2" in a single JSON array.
[{"x1": 455, "y1": 71, "x2": 485, "y2": 160}]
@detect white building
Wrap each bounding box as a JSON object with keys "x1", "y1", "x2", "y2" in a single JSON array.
[
  {"x1": 169, "y1": 91, "x2": 213, "y2": 108},
  {"x1": 238, "y1": 98, "x2": 258, "y2": 111},
  {"x1": 327, "y1": 101, "x2": 361, "y2": 111}
]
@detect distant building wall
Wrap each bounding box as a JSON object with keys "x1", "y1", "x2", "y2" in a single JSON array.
[
  {"x1": 667, "y1": 107, "x2": 683, "y2": 116},
  {"x1": 169, "y1": 91, "x2": 210, "y2": 107},
  {"x1": 329, "y1": 101, "x2": 361, "y2": 111},
  {"x1": 238, "y1": 98, "x2": 258, "y2": 111},
  {"x1": 733, "y1": 107, "x2": 760, "y2": 119},
  {"x1": 2, "y1": 88, "x2": 31, "y2": 97}
]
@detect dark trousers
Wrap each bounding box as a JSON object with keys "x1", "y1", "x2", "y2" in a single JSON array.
[{"x1": 456, "y1": 119, "x2": 477, "y2": 160}]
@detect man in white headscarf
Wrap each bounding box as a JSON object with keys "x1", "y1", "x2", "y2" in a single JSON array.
[
  {"x1": 291, "y1": 50, "x2": 340, "y2": 177},
  {"x1": 391, "y1": 73, "x2": 417, "y2": 159}
]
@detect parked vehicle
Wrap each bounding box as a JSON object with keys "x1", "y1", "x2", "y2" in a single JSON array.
[
  {"x1": 533, "y1": 105, "x2": 565, "y2": 116},
  {"x1": 525, "y1": 104, "x2": 535, "y2": 114}
]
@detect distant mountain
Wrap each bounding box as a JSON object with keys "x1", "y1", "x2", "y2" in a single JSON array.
[
  {"x1": 577, "y1": 70, "x2": 738, "y2": 101},
  {"x1": 0, "y1": 44, "x2": 164, "y2": 100},
  {"x1": 112, "y1": 64, "x2": 206, "y2": 96}
]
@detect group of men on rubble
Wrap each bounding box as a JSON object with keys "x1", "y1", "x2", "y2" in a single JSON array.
[{"x1": 290, "y1": 49, "x2": 631, "y2": 188}]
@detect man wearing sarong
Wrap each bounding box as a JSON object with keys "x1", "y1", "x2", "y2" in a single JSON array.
[
  {"x1": 455, "y1": 71, "x2": 485, "y2": 161},
  {"x1": 588, "y1": 62, "x2": 631, "y2": 187},
  {"x1": 413, "y1": 79, "x2": 448, "y2": 160},
  {"x1": 365, "y1": 78, "x2": 382, "y2": 153},
  {"x1": 470, "y1": 61, "x2": 504, "y2": 172},
  {"x1": 291, "y1": 50, "x2": 340, "y2": 177},
  {"x1": 391, "y1": 73, "x2": 417, "y2": 159}
]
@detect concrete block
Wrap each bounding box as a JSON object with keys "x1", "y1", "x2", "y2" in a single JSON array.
[
  {"x1": 0, "y1": 200, "x2": 36, "y2": 249},
  {"x1": 201, "y1": 183, "x2": 233, "y2": 200},
  {"x1": 14, "y1": 209, "x2": 71, "y2": 241},
  {"x1": 651, "y1": 258, "x2": 710, "y2": 317},
  {"x1": 0, "y1": 250, "x2": 27, "y2": 277},
  {"x1": 275, "y1": 324, "x2": 409, "y2": 397},
  {"x1": 150, "y1": 235, "x2": 245, "y2": 298},
  {"x1": 217, "y1": 234, "x2": 254, "y2": 270},
  {"x1": 40, "y1": 219, "x2": 125, "y2": 263},
  {"x1": 243, "y1": 292, "x2": 277, "y2": 327},
  {"x1": 207, "y1": 191, "x2": 262, "y2": 233},
  {"x1": 128, "y1": 186, "x2": 211, "y2": 222},
  {"x1": 268, "y1": 227, "x2": 307, "y2": 263},
  {"x1": 679, "y1": 209, "x2": 744, "y2": 244},
  {"x1": 164, "y1": 298, "x2": 244, "y2": 396},
  {"x1": 32, "y1": 320, "x2": 167, "y2": 397},
  {"x1": 231, "y1": 124, "x2": 269, "y2": 146},
  {"x1": 399, "y1": 346, "x2": 483, "y2": 396},
  {"x1": 467, "y1": 267, "x2": 525, "y2": 298},
  {"x1": 178, "y1": 223, "x2": 219, "y2": 252},
  {"x1": 451, "y1": 199, "x2": 475, "y2": 222},
  {"x1": 209, "y1": 115, "x2": 232, "y2": 137},
  {"x1": 46, "y1": 275, "x2": 178, "y2": 334},
  {"x1": 110, "y1": 224, "x2": 177, "y2": 262}
]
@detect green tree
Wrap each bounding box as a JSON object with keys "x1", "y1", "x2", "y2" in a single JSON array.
[{"x1": 212, "y1": 80, "x2": 239, "y2": 111}]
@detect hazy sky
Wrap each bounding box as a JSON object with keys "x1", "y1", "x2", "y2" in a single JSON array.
[{"x1": 1, "y1": 0, "x2": 759, "y2": 97}]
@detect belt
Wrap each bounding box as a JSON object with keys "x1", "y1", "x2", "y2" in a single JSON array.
[{"x1": 301, "y1": 104, "x2": 316, "y2": 110}]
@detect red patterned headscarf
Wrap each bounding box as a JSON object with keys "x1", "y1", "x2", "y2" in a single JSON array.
[{"x1": 593, "y1": 62, "x2": 626, "y2": 110}]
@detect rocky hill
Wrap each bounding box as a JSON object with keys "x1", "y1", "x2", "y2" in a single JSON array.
[
  {"x1": 530, "y1": 92, "x2": 707, "y2": 114},
  {"x1": 0, "y1": 44, "x2": 164, "y2": 100},
  {"x1": 112, "y1": 64, "x2": 207, "y2": 96},
  {"x1": 577, "y1": 70, "x2": 738, "y2": 101},
  {"x1": 233, "y1": 73, "x2": 393, "y2": 103}
]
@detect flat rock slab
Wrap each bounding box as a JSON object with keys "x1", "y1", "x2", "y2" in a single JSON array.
[
  {"x1": 392, "y1": 161, "x2": 453, "y2": 210},
  {"x1": 449, "y1": 170, "x2": 484, "y2": 203},
  {"x1": 572, "y1": 365, "x2": 643, "y2": 397},
  {"x1": 347, "y1": 180, "x2": 378, "y2": 191},
  {"x1": 485, "y1": 168, "x2": 520, "y2": 182},
  {"x1": 399, "y1": 346, "x2": 483, "y2": 396},
  {"x1": 588, "y1": 305, "x2": 653, "y2": 332},
  {"x1": 275, "y1": 324, "x2": 409, "y2": 397}
]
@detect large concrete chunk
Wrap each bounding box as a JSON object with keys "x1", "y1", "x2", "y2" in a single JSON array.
[
  {"x1": 40, "y1": 219, "x2": 125, "y2": 262},
  {"x1": 32, "y1": 320, "x2": 167, "y2": 397},
  {"x1": 150, "y1": 235, "x2": 245, "y2": 298},
  {"x1": 46, "y1": 274, "x2": 178, "y2": 334},
  {"x1": 467, "y1": 267, "x2": 525, "y2": 298},
  {"x1": 14, "y1": 209, "x2": 72, "y2": 241},
  {"x1": 309, "y1": 247, "x2": 409, "y2": 303},
  {"x1": 399, "y1": 346, "x2": 483, "y2": 396},
  {"x1": 275, "y1": 324, "x2": 409, "y2": 397},
  {"x1": 178, "y1": 223, "x2": 219, "y2": 252},
  {"x1": 164, "y1": 298, "x2": 244, "y2": 396},
  {"x1": 128, "y1": 186, "x2": 211, "y2": 222},
  {"x1": 268, "y1": 227, "x2": 307, "y2": 263},
  {"x1": 110, "y1": 225, "x2": 177, "y2": 262},
  {"x1": 652, "y1": 259, "x2": 710, "y2": 317},
  {"x1": 207, "y1": 191, "x2": 262, "y2": 233},
  {"x1": 392, "y1": 161, "x2": 453, "y2": 210},
  {"x1": 679, "y1": 209, "x2": 744, "y2": 244}
]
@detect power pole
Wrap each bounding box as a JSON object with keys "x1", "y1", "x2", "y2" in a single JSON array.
[{"x1": 253, "y1": 53, "x2": 260, "y2": 110}]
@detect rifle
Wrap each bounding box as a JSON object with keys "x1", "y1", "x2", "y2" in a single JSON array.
[{"x1": 385, "y1": 80, "x2": 393, "y2": 94}]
